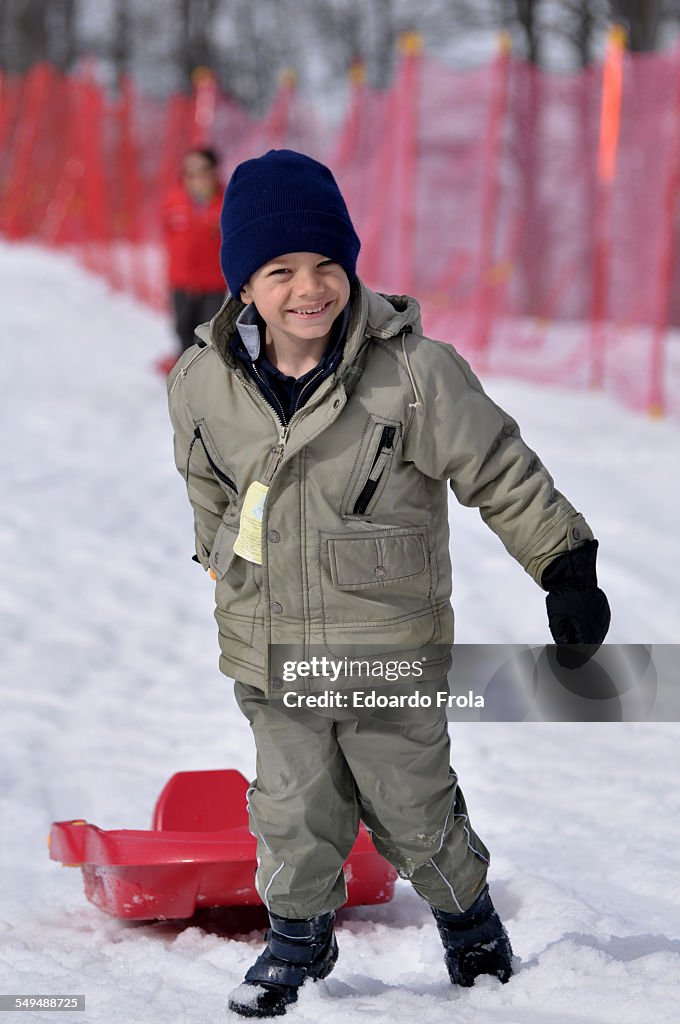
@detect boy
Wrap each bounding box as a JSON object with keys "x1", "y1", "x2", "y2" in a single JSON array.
[{"x1": 167, "y1": 150, "x2": 610, "y2": 1018}]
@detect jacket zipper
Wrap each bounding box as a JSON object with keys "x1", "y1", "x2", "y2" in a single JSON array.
[
  {"x1": 246, "y1": 366, "x2": 290, "y2": 482},
  {"x1": 194, "y1": 426, "x2": 238, "y2": 493},
  {"x1": 352, "y1": 425, "x2": 397, "y2": 515},
  {"x1": 248, "y1": 361, "x2": 327, "y2": 483},
  {"x1": 251, "y1": 364, "x2": 288, "y2": 431}
]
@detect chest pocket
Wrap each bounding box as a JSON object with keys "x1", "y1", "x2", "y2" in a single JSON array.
[
  {"x1": 317, "y1": 523, "x2": 437, "y2": 652},
  {"x1": 340, "y1": 416, "x2": 401, "y2": 517},
  {"x1": 328, "y1": 530, "x2": 427, "y2": 589}
]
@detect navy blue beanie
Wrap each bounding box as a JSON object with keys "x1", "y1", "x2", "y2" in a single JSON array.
[{"x1": 220, "y1": 149, "x2": 361, "y2": 298}]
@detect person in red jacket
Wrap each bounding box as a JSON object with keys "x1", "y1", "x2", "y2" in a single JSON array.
[{"x1": 160, "y1": 148, "x2": 226, "y2": 368}]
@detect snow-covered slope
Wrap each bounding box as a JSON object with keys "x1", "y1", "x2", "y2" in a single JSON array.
[{"x1": 1, "y1": 243, "x2": 678, "y2": 1023}]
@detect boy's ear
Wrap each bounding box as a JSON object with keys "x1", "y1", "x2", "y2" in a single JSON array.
[{"x1": 240, "y1": 284, "x2": 252, "y2": 304}]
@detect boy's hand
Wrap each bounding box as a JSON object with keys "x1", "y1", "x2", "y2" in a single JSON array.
[{"x1": 541, "y1": 540, "x2": 611, "y2": 668}]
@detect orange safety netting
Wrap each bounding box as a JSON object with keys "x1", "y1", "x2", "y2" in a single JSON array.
[{"x1": 1, "y1": 38, "x2": 679, "y2": 417}]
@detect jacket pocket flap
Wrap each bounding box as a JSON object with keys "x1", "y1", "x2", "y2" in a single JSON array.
[
  {"x1": 209, "y1": 520, "x2": 239, "y2": 580},
  {"x1": 328, "y1": 528, "x2": 427, "y2": 590}
]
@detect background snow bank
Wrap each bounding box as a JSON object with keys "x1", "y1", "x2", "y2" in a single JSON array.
[{"x1": 1, "y1": 243, "x2": 678, "y2": 1023}]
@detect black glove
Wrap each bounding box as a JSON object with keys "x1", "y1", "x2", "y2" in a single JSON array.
[{"x1": 541, "y1": 539, "x2": 611, "y2": 668}]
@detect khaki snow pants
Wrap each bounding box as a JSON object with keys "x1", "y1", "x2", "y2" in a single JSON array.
[{"x1": 234, "y1": 678, "x2": 490, "y2": 919}]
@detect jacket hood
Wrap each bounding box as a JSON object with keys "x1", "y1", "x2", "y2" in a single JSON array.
[
  {"x1": 362, "y1": 285, "x2": 423, "y2": 340},
  {"x1": 194, "y1": 278, "x2": 423, "y2": 368}
]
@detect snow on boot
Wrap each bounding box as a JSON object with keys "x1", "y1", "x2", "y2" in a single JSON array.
[
  {"x1": 228, "y1": 911, "x2": 338, "y2": 1018},
  {"x1": 431, "y1": 885, "x2": 513, "y2": 987}
]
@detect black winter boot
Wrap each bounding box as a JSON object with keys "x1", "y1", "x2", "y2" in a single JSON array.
[
  {"x1": 228, "y1": 911, "x2": 338, "y2": 1018},
  {"x1": 431, "y1": 885, "x2": 513, "y2": 987}
]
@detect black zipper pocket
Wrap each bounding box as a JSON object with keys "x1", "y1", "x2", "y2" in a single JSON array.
[
  {"x1": 352, "y1": 425, "x2": 397, "y2": 515},
  {"x1": 192, "y1": 426, "x2": 238, "y2": 494}
]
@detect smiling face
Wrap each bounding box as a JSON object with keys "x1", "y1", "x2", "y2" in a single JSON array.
[{"x1": 240, "y1": 252, "x2": 351, "y2": 351}]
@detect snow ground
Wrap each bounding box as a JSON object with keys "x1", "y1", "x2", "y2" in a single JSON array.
[{"x1": 0, "y1": 242, "x2": 679, "y2": 1024}]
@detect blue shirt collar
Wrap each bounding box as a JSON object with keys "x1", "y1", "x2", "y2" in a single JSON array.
[
  {"x1": 234, "y1": 303, "x2": 350, "y2": 370},
  {"x1": 235, "y1": 303, "x2": 262, "y2": 359}
]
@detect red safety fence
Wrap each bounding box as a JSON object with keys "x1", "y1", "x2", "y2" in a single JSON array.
[{"x1": 1, "y1": 32, "x2": 679, "y2": 417}]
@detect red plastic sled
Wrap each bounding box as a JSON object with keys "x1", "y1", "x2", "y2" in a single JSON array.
[{"x1": 48, "y1": 770, "x2": 397, "y2": 920}]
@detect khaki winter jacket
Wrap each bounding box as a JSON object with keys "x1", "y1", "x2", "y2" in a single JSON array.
[{"x1": 167, "y1": 278, "x2": 593, "y2": 693}]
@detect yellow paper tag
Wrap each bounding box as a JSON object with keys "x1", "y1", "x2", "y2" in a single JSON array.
[{"x1": 233, "y1": 480, "x2": 269, "y2": 565}]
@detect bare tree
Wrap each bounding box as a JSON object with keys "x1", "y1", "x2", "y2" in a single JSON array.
[
  {"x1": 2, "y1": 0, "x2": 678, "y2": 107},
  {"x1": 210, "y1": 0, "x2": 284, "y2": 113},
  {"x1": 112, "y1": 0, "x2": 132, "y2": 82},
  {"x1": 503, "y1": 0, "x2": 542, "y2": 64},
  {"x1": 292, "y1": 0, "x2": 364, "y2": 77},
  {"x1": 177, "y1": 0, "x2": 221, "y2": 90},
  {"x1": 366, "y1": 0, "x2": 403, "y2": 88},
  {"x1": 46, "y1": 0, "x2": 76, "y2": 71},
  {"x1": 1, "y1": 0, "x2": 49, "y2": 72},
  {"x1": 1, "y1": 0, "x2": 77, "y2": 72},
  {"x1": 499, "y1": 0, "x2": 617, "y2": 68},
  {"x1": 544, "y1": 0, "x2": 610, "y2": 67}
]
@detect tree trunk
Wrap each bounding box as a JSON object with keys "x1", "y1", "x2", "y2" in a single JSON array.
[
  {"x1": 2, "y1": 0, "x2": 49, "y2": 73},
  {"x1": 612, "y1": 0, "x2": 660, "y2": 51},
  {"x1": 113, "y1": 0, "x2": 131, "y2": 82},
  {"x1": 516, "y1": 0, "x2": 541, "y2": 65}
]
